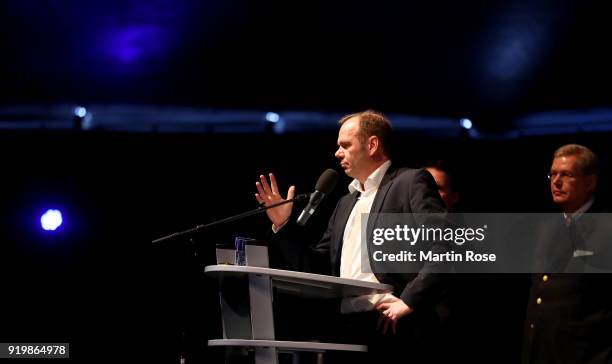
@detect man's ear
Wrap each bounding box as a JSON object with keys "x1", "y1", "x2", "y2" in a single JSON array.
[{"x1": 368, "y1": 135, "x2": 379, "y2": 156}]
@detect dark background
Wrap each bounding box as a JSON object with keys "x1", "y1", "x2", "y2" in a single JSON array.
[
  {"x1": 3, "y1": 130, "x2": 611, "y2": 363},
  {"x1": 2, "y1": 1, "x2": 612, "y2": 363},
  {"x1": 2, "y1": 0, "x2": 612, "y2": 126}
]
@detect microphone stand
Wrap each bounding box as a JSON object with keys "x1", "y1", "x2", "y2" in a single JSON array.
[{"x1": 152, "y1": 194, "x2": 309, "y2": 244}]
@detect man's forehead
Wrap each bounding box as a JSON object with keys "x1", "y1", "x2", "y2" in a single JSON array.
[
  {"x1": 551, "y1": 155, "x2": 578, "y2": 169},
  {"x1": 338, "y1": 118, "x2": 360, "y2": 138}
]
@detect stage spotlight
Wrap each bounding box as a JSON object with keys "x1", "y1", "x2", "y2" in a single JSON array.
[
  {"x1": 265, "y1": 112, "x2": 280, "y2": 123},
  {"x1": 459, "y1": 118, "x2": 473, "y2": 130},
  {"x1": 72, "y1": 105, "x2": 93, "y2": 130},
  {"x1": 73, "y1": 106, "x2": 87, "y2": 118},
  {"x1": 41, "y1": 209, "x2": 63, "y2": 231}
]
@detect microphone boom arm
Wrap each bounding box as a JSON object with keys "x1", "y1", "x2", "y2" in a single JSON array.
[{"x1": 152, "y1": 194, "x2": 308, "y2": 244}]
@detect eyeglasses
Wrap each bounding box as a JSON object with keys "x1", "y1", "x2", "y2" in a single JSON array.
[{"x1": 547, "y1": 171, "x2": 578, "y2": 181}]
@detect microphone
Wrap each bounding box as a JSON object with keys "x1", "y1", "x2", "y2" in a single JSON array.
[{"x1": 297, "y1": 169, "x2": 339, "y2": 226}]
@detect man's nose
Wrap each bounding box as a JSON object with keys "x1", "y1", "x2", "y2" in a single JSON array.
[{"x1": 335, "y1": 148, "x2": 342, "y2": 158}]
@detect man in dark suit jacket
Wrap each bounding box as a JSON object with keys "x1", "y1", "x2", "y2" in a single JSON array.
[
  {"x1": 523, "y1": 144, "x2": 612, "y2": 364},
  {"x1": 255, "y1": 110, "x2": 450, "y2": 361}
]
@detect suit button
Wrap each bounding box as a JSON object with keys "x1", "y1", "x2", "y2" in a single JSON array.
[
  {"x1": 542, "y1": 275, "x2": 549, "y2": 282},
  {"x1": 530, "y1": 324, "x2": 534, "y2": 329},
  {"x1": 536, "y1": 297, "x2": 542, "y2": 305}
]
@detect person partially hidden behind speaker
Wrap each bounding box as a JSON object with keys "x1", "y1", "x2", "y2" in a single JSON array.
[
  {"x1": 254, "y1": 110, "x2": 451, "y2": 363},
  {"x1": 425, "y1": 161, "x2": 460, "y2": 211},
  {"x1": 522, "y1": 144, "x2": 612, "y2": 364}
]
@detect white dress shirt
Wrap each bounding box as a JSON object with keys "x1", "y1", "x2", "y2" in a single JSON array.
[{"x1": 340, "y1": 160, "x2": 399, "y2": 313}]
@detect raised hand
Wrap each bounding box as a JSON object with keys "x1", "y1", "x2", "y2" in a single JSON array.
[{"x1": 255, "y1": 173, "x2": 296, "y2": 228}]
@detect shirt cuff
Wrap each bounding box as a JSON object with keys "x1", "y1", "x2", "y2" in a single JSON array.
[{"x1": 271, "y1": 220, "x2": 288, "y2": 233}]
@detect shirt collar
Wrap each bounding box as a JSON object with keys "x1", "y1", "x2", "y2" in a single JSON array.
[
  {"x1": 348, "y1": 160, "x2": 392, "y2": 194},
  {"x1": 564, "y1": 197, "x2": 594, "y2": 221}
]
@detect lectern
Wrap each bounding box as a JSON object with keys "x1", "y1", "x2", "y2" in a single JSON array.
[{"x1": 206, "y1": 244, "x2": 392, "y2": 364}]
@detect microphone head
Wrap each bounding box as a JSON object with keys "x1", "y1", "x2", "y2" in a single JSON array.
[{"x1": 315, "y1": 169, "x2": 339, "y2": 194}]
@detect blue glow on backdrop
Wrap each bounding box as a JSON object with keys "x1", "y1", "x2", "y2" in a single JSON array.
[
  {"x1": 100, "y1": 25, "x2": 167, "y2": 65},
  {"x1": 477, "y1": 2, "x2": 568, "y2": 103}
]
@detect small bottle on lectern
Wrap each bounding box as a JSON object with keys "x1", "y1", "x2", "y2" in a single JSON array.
[{"x1": 234, "y1": 237, "x2": 247, "y2": 266}]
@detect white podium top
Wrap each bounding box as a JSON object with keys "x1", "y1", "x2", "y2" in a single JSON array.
[{"x1": 205, "y1": 265, "x2": 393, "y2": 299}]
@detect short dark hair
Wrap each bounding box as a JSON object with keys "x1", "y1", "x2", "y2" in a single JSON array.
[
  {"x1": 424, "y1": 160, "x2": 457, "y2": 192},
  {"x1": 553, "y1": 144, "x2": 599, "y2": 176},
  {"x1": 338, "y1": 110, "x2": 393, "y2": 157}
]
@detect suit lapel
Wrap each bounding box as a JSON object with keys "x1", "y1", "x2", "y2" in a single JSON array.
[
  {"x1": 367, "y1": 168, "x2": 398, "y2": 282},
  {"x1": 368, "y1": 167, "x2": 398, "y2": 224}
]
